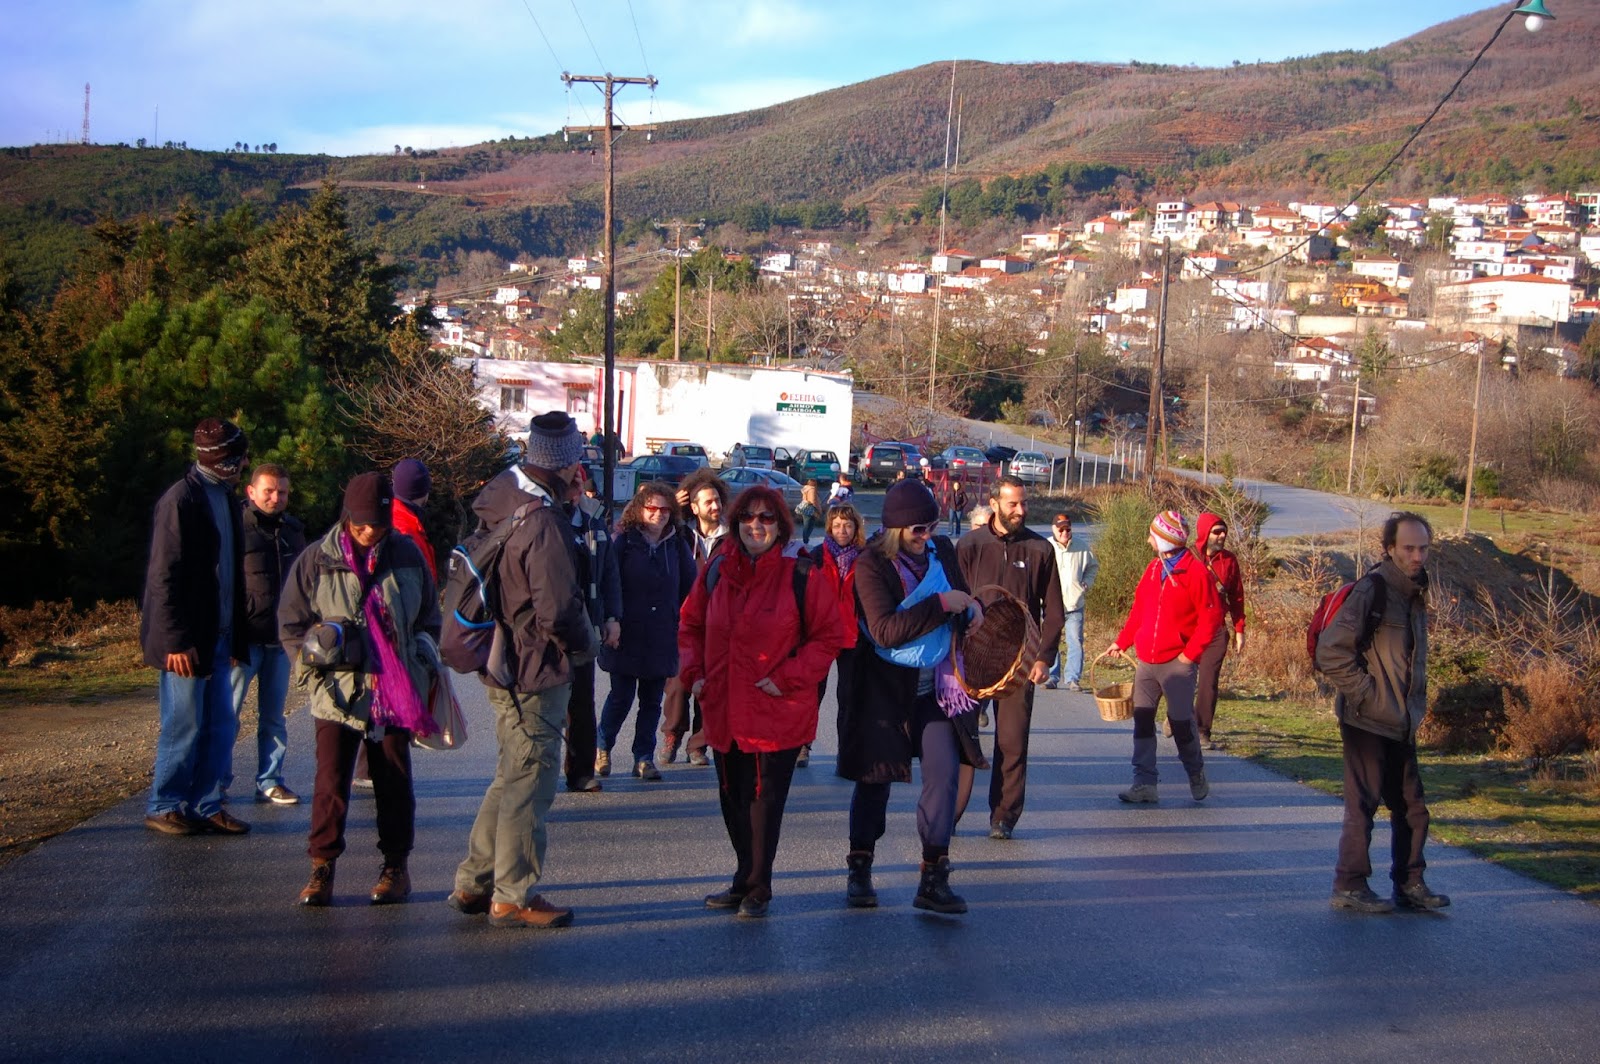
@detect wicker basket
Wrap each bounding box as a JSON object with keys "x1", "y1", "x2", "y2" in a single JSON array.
[
  {"x1": 953, "y1": 584, "x2": 1041, "y2": 700},
  {"x1": 1089, "y1": 652, "x2": 1135, "y2": 722}
]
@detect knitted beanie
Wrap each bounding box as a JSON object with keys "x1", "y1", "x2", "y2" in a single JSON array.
[
  {"x1": 1150, "y1": 510, "x2": 1187, "y2": 552},
  {"x1": 391, "y1": 458, "x2": 431, "y2": 504},
  {"x1": 524, "y1": 411, "x2": 584, "y2": 470},
  {"x1": 881, "y1": 479, "x2": 939, "y2": 529},
  {"x1": 193, "y1": 418, "x2": 248, "y2": 477}
]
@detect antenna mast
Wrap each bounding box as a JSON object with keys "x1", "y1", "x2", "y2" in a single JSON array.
[{"x1": 82, "y1": 83, "x2": 90, "y2": 145}]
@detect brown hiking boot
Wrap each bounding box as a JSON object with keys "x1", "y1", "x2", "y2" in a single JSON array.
[
  {"x1": 370, "y1": 861, "x2": 411, "y2": 905},
  {"x1": 447, "y1": 889, "x2": 492, "y2": 915},
  {"x1": 490, "y1": 895, "x2": 574, "y2": 929},
  {"x1": 298, "y1": 860, "x2": 335, "y2": 907}
]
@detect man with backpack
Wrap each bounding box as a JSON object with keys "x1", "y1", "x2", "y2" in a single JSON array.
[
  {"x1": 1316, "y1": 511, "x2": 1449, "y2": 914},
  {"x1": 446, "y1": 411, "x2": 594, "y2": 929}
]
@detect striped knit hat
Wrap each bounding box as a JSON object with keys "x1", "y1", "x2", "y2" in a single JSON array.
[{"x1": 1150, "y1": 510, "x2": 1187, "y2": 552}]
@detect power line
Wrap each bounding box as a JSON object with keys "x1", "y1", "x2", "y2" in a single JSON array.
[
  {"x1": 520, "y1": 0, "x2": 593, "y2": 125},
  {"x1": 569, "y1": 0, "x2": 607, "y2": 70},
  {"x1": 625, "y1": 0, "x2": 652, "y2": 77}
]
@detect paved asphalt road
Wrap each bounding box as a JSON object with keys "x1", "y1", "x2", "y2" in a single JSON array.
[{"x1": 3, "y1": 671, "x2": 1599, "y2": 1063}]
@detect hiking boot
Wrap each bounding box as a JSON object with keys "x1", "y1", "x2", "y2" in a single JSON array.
[
  {"x1": 370, "y1": 861, "x2": 411, "y2": 905},
  {"x1": 198, "y1": 810, "x2": 251, "y2": 835},
  {"x1": 143, "y1": 810, "x2": 200, "y2": 836},
  {"x1": 255, "y1": 784, "x2": 300, "y2": 805},
  {"x1": 1118, "y1": 783, "x2": 1159, "y2": 804},
  {"x1": 1330, "y1": 885, "x2": 1396, "y2": 913},
  {"x1": 704, "y1": 887, "x2": 746, "y2": 910},
  {"x1": 633, "y1": 759, "x2": 662, "y2": 781},
  {"x1": 687, "y1": 749, "x2": 710, "y2": 767},
  {"x1": 988, "y1": 821, "x2": 1014, "y2": 840},
  {"x1": 1189, "y1": 770, "x2": 1210, "y2": 802},
  {"x1": 1396, "y1": 880, "x2": 1451, "y2": 911},
  {"x1": 298, "y1": 860, "x2": 335, "y2": 907},
  {"x1": 566, "y1": 776, "x2": 602, "y2": 793},
  {"x1": 447, "y1": 889, "x2": 491, "y2": 915},
  {"x1": 1043, "y1": 680, "x2": 1058, "y2": 690},
  {"x1": 846, "y1": 851, "x2": 878, "y2": 908},
  {"x1": 913, "y1": 857, "x2": 967, "y2": 915},
  {"x1": 594, "y1": 750, "x2": 611, "y2": 777},
  {"x1": 490, "y1": 896, "x2": 574, "y2": 929},
  {"x1": 796, "y1": 744, "x2": 811, "y2": 768},
  {"x1": 660, "y1": 735, "x2": 680, "y2": 764}
]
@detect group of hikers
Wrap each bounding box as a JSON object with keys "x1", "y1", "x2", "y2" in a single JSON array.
[{"x1": 138, "y1": 411, "x2": 1448, "y2": 927}]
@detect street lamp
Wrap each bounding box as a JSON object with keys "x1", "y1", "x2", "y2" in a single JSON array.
[{"x1": 1513, "y1": 0, "x2": 1556, "y2": 32}]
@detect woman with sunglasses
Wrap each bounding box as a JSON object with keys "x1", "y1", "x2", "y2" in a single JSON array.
[
  {"x1": 678, "y1": 484, "x2": 848, "y2": 917},
  {"x1": 838, "y1": 479, "x2": 985, "y2": 914},
  {"x1": 598, "y1": 482, "x2": 696, "y2": 781}
]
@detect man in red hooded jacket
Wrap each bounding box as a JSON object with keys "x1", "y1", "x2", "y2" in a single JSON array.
[
  {"x1": 1194, "y1": 512, "x2": 1245, "y2": 749},
  {"x1": 1106, "y1": 510, "x2": 1221, "y2": 804}
]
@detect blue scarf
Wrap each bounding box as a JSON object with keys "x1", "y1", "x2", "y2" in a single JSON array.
[{"x1": 867, "y1": 550, "x2": 978, "y2": 717}]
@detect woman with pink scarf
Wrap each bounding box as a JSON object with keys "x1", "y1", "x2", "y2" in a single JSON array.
[{"x1": 278, "y1": 472, "x2": 441, "y2": 908}]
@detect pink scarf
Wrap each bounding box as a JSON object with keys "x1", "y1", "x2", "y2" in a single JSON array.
[{"x1": 341, "y1": 531, "x2": 437, "y2": 737}]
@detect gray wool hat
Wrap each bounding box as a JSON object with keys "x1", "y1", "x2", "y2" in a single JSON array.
[{"x1": 523, "y1": 411, "x2": 585, "y2": 470}]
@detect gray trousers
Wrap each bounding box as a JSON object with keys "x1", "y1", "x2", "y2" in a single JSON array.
[
  {"x1": 455, "y1": 684, "x2": 569, "y2": 906},
  {"x1": 1130, "y1": 657, "x2": 1204, "y2": 787}
]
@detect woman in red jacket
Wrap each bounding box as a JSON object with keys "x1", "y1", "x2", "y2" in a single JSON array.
[
  {"x1": 1105, "y1": 510, "x2": 1221, "y2": 805},
  {"x1": 678, "y1": 484, "x2": 847, "y2": 918},
  {"x1": 1194, "y1": 512, "x2": 1246, "y2": 749}
]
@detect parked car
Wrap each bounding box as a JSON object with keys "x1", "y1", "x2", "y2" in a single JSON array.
[
  {"x1": 774, "y1": 447, "x2": 843, "y2": 484},
  {"x1": 859, "y1": 442, "x2": 910, "y2": 486},
  {"x1": 654, "y1": 441, "x2": 711, "y2": 469},
  {"x1": 1008, "y1": 450, "x2": 1052, "y2": 485},
  {"x1": 719, "y1": 467, "x2": 805, "y2": 511},
  {"x1": 724, "y1": 443, "x2": 775, "y2": 470},
  {"x1": 933, "y1": 445, "x2": 989, "y2": 473},
  {"x1": 984, "y1": 444, "x2": 1018, "y2": 465},
  {"x1": 620, "y1": 453, "x2": 702, "y2": 487}
]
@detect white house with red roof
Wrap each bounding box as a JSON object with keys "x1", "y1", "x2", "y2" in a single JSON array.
[{"x1": 1435, "y1": 274, "x2": 1577, "y2": 325}]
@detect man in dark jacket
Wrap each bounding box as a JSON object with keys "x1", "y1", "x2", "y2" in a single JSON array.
[
  {"x1": 564, "y1": 465, "x2": 621, "y2": 793},
  {"x1": 449, "y1": 411, "x2": 594, "y2": 929},
  {"x1": 140, "y1": 418, "x2": 253, "y2": 836},
  {"x1": 1317, "y1": 512, "x2": 1449, "y2": 914},
  {"x1": 956, "y1": 475, "x2": 1065, "y2": 840},
  {"x1": 227, "y1": 462, "x2": 307, "y2": 805}
]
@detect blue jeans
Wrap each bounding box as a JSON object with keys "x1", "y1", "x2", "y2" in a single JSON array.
[
  {"x1": 148, "y1": 634, "x2": 239, "y2": 818},
  {"x1": 229, "y1": 643, "x2": 291, "y2": 791},
  {"x1": 598, "y1": 673, "x2": 668, "y2": 763},
  {"x1": 1048, "y1": 610, "x2": 1086, "y2": 686}
]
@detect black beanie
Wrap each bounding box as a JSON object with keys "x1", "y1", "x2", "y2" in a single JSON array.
[
  {"x1": 193, "y1": 418, "x2": 248, "y2": 477},
  {"x1": 343, "y1": 472, "x2": 393, "y2": 528},
  {"x1": 881, "y1": 479, "x2": 939, "y2": 528}
]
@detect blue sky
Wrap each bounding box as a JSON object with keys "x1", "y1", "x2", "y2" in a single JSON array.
[{"x1": 3, "y1": 1, "x2": 1509, "y2": 155}]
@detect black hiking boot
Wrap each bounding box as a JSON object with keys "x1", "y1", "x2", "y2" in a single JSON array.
[
  {"x1": 846, "y1": 850, "x2": 878, "y2": 908},
  {"x1": 912, "y1": 856, "x2": 967, "y2": 915}
]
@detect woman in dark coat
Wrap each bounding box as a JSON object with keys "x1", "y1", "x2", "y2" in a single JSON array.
[
  {"x1": 838, "y1": 479, "x2": 985, "y2": 914},
  {"x1": 597, "y1": 481, "x2": 696, "y2": 781},
  {"x1": 802, "y1": 501, "x2": 867, "y2": 769}
]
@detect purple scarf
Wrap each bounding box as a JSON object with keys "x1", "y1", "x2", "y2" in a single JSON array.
[
  {"x1": 823, "y1": 536, "x2": 862, "y2": 578},
  {"x1": 341, "y1": 531, "x2": 437, "y2": 737},
  {"x1": 891, "y1": 550, "x2": 977, "y2": 719}
]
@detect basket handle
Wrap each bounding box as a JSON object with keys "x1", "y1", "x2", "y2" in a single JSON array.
[{"x1": 1088, "y1": 649, "x2": 1134, "y2": 690}]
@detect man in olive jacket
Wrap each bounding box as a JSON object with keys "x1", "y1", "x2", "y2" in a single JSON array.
[
  {"x1": 1316, "y1": 511, "x2": 1449, "y2": 914},
  {"x1": 955, "y1": 475, "x2": 1065, "y2": 840},
  {"x1": 449, "y1": 411, "x2": 594, "y2": 929}
]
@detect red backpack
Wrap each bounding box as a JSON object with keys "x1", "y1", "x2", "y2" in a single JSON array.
[{"x1": 1307, "y1": 572, "x2": 1387, "y2": 671}]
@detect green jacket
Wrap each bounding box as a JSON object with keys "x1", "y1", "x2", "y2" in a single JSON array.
[{"x1": 277, "y1": 525, "x2": 441, "y2": 731}]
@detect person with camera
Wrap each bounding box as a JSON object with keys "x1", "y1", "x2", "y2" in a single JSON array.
[{"x1": 278, "y1": 472, "x2": 441, "y2": 907}]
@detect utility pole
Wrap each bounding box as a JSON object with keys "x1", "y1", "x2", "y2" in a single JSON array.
[
  {"x1": 82, "y1": 83, "x2": 90, "y2": 145},
  {"x1": 1143, "y1": 236, "x2": 1170, "y2": 480},
  {"x1": 1203, "y1": 373, "x2": 1211, "y2": 479},
  {"x1": 563, "y1": 72, "x2": 658, "y2": 522},
  {"x1": 705, "y1": 273, "x2": 714, "y2": 356},
  {"x1": 656, "y1": 218, "x2": 702, "y2": 362},
  {"x1": 1346, "y1": 370, "x2": 1362, "y2": 494},
  {"x1": 1462, "y1": 343, "x2": 1487, "y2": 533}
]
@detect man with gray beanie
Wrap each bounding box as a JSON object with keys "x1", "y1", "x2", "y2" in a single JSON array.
[
  {"x1": 449, "y1": 411, "x2": 595, "y2": 928},
  {"x1": 140, "y1": 417, "x2": 253, "y2": 835}
]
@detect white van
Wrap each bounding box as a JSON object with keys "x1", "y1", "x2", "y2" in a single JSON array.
[
  {"x1": 654, "y1": 441, "x2": 710, "y2": 469},
  {"x1": 724, "y1": 443, "x2": 775, "y2": 470}
]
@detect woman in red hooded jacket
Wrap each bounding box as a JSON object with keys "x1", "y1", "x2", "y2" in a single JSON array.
[
  {"x1": 1105, "y1": 510, "x2": 1221, "y2": 805},
  {"x1": 1193, "y1": 512, "x2": 1246, "y2": 749},
  {"x1": 678, "y1": 484, "x2": 847, "y2": 918}
]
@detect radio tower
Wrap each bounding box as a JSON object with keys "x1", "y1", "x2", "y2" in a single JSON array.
[{"x1": 81, "y1": 84, "x2": 90, "y2": 145}]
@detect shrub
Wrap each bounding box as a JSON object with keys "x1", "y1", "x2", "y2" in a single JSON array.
[
  {"x1": 1084, "y1": 484, "x2": 1165, "y2": 624},
  {"x1": 1500, "y1": 658, "x2": 1597, "y2": 760},
  {"x1": 1420, "y1": 626, "x2": 1504, "y2": 751}
]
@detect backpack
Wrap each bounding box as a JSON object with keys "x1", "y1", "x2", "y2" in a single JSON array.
[
  {"x1": 704, "y1": 552, "x2": 813, "y2": 643},
  {"x1": 439, "y1": 499, "x2": 544, "y2": 683},
  {"x1": 1307, "y1": 571, "x2": 1387, "y2": 672}
]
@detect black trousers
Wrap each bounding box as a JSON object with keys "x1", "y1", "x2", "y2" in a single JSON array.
[
  {"x1": 308, "y1": 719, "x2": 414, "y2": 863},
  {"x1": 987, "y1": 681, "x2": 1037, "y2": 828},
  {"x1": 1194, "y1": 628, "x2": 1230, "y2": 740},
  {"x1": 564, "y1": 659, "x2": 598, "y2": 787},
  {"x1": 713, "y1": 741, "x2": 801, "y2": 897},
  {"x1": 817, "y1": 646, "x2": 860, "y2": 747},
  {"x1": 1334, "y1": 722, "x2": 1431, "y2": 891}
]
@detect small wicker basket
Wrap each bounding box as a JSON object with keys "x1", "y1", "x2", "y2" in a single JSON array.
[{"x1": 1089, "y1": 651, "x2": 1135, "y2": 722}]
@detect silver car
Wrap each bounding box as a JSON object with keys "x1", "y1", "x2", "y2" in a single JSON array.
[
  {"x1": 719, "y1": 467, "x2": 805, "y2": 511},
  {"x1": 1009, "y1": 450, "x2": 1053, "y2": 485}
]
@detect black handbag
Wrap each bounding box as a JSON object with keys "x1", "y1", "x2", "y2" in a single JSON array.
[{"x1": 301, "y1": 618, "x2": 367, "y2": 671}]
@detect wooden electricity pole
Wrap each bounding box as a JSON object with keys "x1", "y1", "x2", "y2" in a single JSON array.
[
  {"x1": 1143, "y1": 237, "x2": 1170, "y2": 480},
  {"x1": 656, "y1": 218, "x2": 703, "y2": 362}
]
